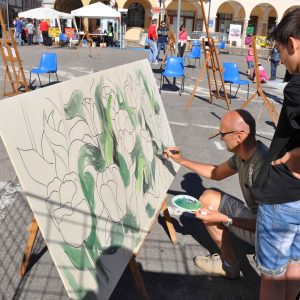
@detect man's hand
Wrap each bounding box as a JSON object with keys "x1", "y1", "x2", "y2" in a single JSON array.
[
  {"x1": 272, "y1": 150, "x2": 300, "y2": 179},
  {"x1": 195, "y1": 208, "x2": 228, "y2": 225},
  {"x1": 163, "y1": 146, "x2": 183, "y2": 164}
]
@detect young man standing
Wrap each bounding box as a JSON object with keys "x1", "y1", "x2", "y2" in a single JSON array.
[
  {"x1": 14, "y1": 17, "x2": 23, "y2": 46},
  {"x1": 156, "y1": 21, "x2": 168, "y2": 61},
  {"x1": 253, "y1": 8, "x2": 300, "y2": 300}
]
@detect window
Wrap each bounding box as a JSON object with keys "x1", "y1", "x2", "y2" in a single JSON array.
[{"x1": 127, "y1": 3, "x2": 145, "y2": 28}]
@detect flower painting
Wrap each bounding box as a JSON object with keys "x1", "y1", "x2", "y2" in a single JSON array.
[{"x1": 0, "y1": 59, "x2": 179, "y2": 299}]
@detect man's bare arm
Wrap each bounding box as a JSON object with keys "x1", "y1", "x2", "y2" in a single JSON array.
[{"x1": 164, "y1": 147, "x2": 237, "y2": 180}]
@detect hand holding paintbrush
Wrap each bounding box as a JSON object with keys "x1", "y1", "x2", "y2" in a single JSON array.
[{"x1": 163, "y1": 147, "x2": 182, "y2": 163}]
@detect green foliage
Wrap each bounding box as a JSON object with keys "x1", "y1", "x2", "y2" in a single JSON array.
[{"x1": 64, "y1": 90, "x2": 85, "y2": 120}]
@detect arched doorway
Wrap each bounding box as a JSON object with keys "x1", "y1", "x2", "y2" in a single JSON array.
[
  {"x1": 54, "y1": 0, "x2": 83, "y2": 12},
  {"x1": 127, "y1": 3, "x2": 145, "y2": 28}
]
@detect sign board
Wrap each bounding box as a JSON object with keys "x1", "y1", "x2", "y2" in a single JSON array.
[
  {"x1": 0, "y1": 59, "x2": 179, "y2": 299},
  {"x1": 49, "y1": 27, "x2": 60, "y2": 38},
  {"x1": 208, "y1": 19, "x2": 214, "y2": 28},
  {"x1": 229, "y1": 24, "x2": 242, "y2": 42},
  {"x1": 151, "y1": 7, "x2": 161, "y2": 14},
  {"x1": 65, "y1": 27, "x2": 75, "y2": 38},
  {"x1": 246, "y1": 26, "x2": 254, "y2": 35}
]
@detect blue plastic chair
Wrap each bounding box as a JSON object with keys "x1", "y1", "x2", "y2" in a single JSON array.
[
  {"x1": 184, "y1": 45, "x2": 201, "y2": 67},
  {"x1": 222, "y1": 62, "x2": 250, "y2": 100},
  {"x1": 192, "y1": 40, "x2": 200, "y2": 47},
  {"x1": 217, "y1": 40, "x2": 226, "y2": 53},
  {"x1": 59, "y1": 33, "x2": 68, "y2": 47},
  {"x1": 160, "y1": 56, "x2": 185, "y2": 95},
  {"x1": 30, "y1": 53, "x2": 58, "y2": 87}
]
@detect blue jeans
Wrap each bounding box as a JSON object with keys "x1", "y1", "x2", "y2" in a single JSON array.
[
  {"x1": 270, "y1": 60, "x2": 280, "y2": 79},
  {"x1": 157, "y1": 42, "x2": 166, "y2": 60},
  {"x1": 148, "y1": 39, "x2": 158, "y2": 63},
  {"x1": 14, "y1": 31, "x2": 23, "y2": 46},
  {"x1": 256, "y1": 200, "x2": 300, "y2": 276}
]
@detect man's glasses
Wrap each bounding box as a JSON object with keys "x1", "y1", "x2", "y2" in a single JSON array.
[{"x1": 209, "y1": 130, "x2": 244, "y2": 139}]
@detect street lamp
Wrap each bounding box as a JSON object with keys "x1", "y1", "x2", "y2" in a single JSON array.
[{"x1": 208, "y1": 0, "x2": 211, "y2": 26}]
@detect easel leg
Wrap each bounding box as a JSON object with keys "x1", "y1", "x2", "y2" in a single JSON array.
[
  {"x1": 129, "y1": 256, "x2": 150, "y2": 300},
  {"x1": 161, "y1": 200, "x2": 177, "y2": 244},
  {"x1": 20, "y1": 217, "x2": 39, "y2": 277}
]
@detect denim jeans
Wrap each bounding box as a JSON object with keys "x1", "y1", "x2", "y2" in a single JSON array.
[
  {"x1": 157, "y1": 42, "x2": 166, "y2": 60},
  {"x1": 256, "y1": 200, "x2": 300, "y2": 276},
  {"x1": 270, "y1": 60, "x2": 280, "y2": 79},
  {"x1": 148, "y1": 39, "x2": 158, "y2": 63},
  {"x1": 14, "y1": 31, "x2": 23, "y2": 46}
]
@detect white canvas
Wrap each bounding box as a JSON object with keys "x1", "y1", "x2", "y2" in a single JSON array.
[{"x1": 0, "y1": 59, "x2": 179, "y2": 299}]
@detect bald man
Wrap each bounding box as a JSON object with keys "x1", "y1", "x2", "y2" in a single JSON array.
[{"x1": 164, "y1": 109, "x2": 268, "y2": 279}]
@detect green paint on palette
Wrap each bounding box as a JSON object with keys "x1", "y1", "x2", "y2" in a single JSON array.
[
  {"x1": 146, "y1": 203, "x2": 155, "y2": 218},
  {"x1": 173, "y1": 197, "x2": 201, "y2": 211}
]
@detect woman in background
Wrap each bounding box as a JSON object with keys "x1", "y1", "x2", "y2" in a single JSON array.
[{"x1": 178, "y1": 25, "x2": 188, "y2": 57}]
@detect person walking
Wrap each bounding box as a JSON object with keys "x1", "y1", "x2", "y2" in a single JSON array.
[
  {"x1": 178, "y1": 25, "x2": 188, "y2": 57},
  {"x1": 147, "y1": 19, "x2": 158, "y2": 64},
  {"x1": 268, "y1": 43, "x2": 281, "y2": 80},
  {"x1": 14, "y1": 17, "x2": 23, "y2": 46},
  {"x1": 246, "y1": 44, "x2": 254, "y2": 77},
  {"x1": 26, "y1": 19, "x2": 34, "y2": 46},
  {"x1": 156, "y1": 21, "x2": 168, "y2": 61}
]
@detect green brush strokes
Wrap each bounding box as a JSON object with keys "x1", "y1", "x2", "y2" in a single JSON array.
[
  {"x1": 123, "y1": 208, "x2": 139, "y2": 233},
  {"x1": 146, "y1": 203, "x2": 155, "y2": 218},
  {"x1": 63, "y1": 268, "x2": 96, "y2": 299},
  {"x1": 174, "y1": 197, "x2": 201, "y2": 211},
  {"x1": 102, "y1": 222, "x2": 125, "y2": 255},
  {"x1": 137, "y1": 70, "x2": 160, "y2": 114},
  {"x1": 116, "y1": 152, "x2": 130, "y2": 187},
  {"x1": 62, "y1": 243, "x2": 93, "y2": 271},
  {"x1": 64, "y1": 90, "x2": 85, "y2": 120}
]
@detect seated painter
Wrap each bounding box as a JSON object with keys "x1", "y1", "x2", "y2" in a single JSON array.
[{"x1": 163, "y1": 109, "x2": 268, "y2": 279}]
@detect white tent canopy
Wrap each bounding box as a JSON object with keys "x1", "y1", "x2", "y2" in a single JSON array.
[
  {"x1": 71, "y1": 2, "x2": 121, "y2": 18},
  {"x1": 18, "y1": 7, "x2": 72, "y2": 20}
]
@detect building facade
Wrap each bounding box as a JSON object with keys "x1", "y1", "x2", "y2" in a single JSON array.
[{"x1": 52, "y1": 0, "x2": 300, "y2": 41}]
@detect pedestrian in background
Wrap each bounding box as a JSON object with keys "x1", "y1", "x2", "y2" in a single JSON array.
[
  {"x1": 26, "y1": 19, "x2": 34, "y2": 46},
  {"x1": 178, "y1": 25, "x2": 188, "y2": 57},
  {"x1": 107, "y1": 23, "x2": 114, "y2": 47},
  {"x1": 268, "y1": 43, "x2": 281, "y2": 80},
  {"x1": 246, "y1": 44, "x2": 254, "y2": 77},
  {"x1": 156, "y1": 21, "x2": 168, "y2": 61},
  {"x1": 14, "y1": 16, "x2": 23, "y2": 46},
  {"x1": 147, "y1": 19, "x2": 158, "y2": 65},
  {"x1": 39, "y1": 19, "x2": 49, "y2": 46}
]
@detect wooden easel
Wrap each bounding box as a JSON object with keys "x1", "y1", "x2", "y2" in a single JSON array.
[
  {"x1": 240, "y1": 37, "x2": 279, "y2": 125},
  {"x1": 20, "y1": 196, "x2": 176, "y2": 298},
  {"x1": 0, "y1": 12, "x2": 29, "y2": 96},
  {"x1": 185, "y1": 0, "x2": 230, "y2": 111}
]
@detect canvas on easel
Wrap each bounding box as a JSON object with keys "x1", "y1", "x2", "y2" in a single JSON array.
[
  {"x1": 0, "y1": 12, "x2": 29, "y2": 96},
  {"x1": 185, "y1": 0, "x2": 230, "y2": 111},
  {"x1": 240, "y1": 36, "x2": 279, "y2": 125},
  {"x1": 0, "y1": 59, "x2": 179, "y2": 299}
]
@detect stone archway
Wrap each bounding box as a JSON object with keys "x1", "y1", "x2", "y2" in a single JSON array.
[{"x1": 54, "y1": 0, "x2": 83, "y2": 13}]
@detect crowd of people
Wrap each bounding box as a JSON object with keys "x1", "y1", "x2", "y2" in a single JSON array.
[
  {"x1": 13, "y1": 16, "x2": 51, "y2": 46},
  {"x1": 164, "y1": 8, "x2": 300, "y2": 300}
]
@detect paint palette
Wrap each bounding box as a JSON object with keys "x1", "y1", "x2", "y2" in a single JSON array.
[{"x1": 172, "y1": 195, "x2": 201, "y2": 212}]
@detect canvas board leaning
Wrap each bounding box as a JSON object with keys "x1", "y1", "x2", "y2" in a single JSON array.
[{"x1": 0, "y1": 59, "x2": 179, "y2": 299}]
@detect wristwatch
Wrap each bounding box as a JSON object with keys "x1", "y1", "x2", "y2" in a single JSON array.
[{"x1": 223, "y1": 217, "x2": 233, "y2": 227}]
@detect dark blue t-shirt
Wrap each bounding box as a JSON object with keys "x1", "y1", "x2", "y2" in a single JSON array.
[
  {"x1": 15, "y1": 20, "x2": 23, "y2": 33},
  {"x1": 157, "y1": 26, "x2": 168, "y2": 43}
]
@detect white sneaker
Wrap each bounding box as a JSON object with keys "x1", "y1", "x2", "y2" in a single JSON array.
[{"x1": 152, "y1": 61, "x2": 159, "y2": 65}]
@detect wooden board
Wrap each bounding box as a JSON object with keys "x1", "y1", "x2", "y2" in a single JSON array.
[{"x1": 0, "y1": 59, "x2": 179, "y2": 299}]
